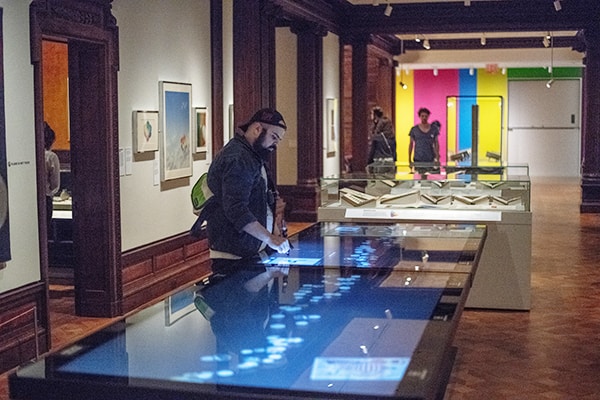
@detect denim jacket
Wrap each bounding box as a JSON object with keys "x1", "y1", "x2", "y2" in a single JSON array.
[{"x1": 202, "y1": 135, "x2": 274, "y2": 258}]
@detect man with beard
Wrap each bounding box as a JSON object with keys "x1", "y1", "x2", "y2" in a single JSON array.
[{"x1": 203, "y1": 108, "x2": 290, "y2": 275}]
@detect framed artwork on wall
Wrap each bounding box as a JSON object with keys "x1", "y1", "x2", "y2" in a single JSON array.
[
  {"x1": 194, "y1": 107, "x2": 209, "y2": 153},
  {"x1": 132, "y1": 110, "x2": 159, "y2": 153},
  {"x1": 159, "y1": 81, "x2": 193, "y2": 181},
  {"x1": 228, "y1": 104, "x2": 234, "y2": 140},
  {"x1": 0, "y1": 11, "x2": 10, "y2": 264},
  {"x1": 326, "y1": 98, "x2": 338, "y2": 157}
]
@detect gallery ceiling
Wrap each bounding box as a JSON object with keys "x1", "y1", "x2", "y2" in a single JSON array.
[{"x1": 342, "y1": 0, "x2": 584, "y2": 69}]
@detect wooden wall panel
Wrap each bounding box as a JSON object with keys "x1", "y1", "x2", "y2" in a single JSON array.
[
  {"x1": 0, "y1": 283, "x2": 49, "y2": 373},
  {"x1": 121, "y1": 259, "x2": 152, "y2": 284},
  {"x1": 121, "y1": 233, "x2": 211, "y2": 314}
]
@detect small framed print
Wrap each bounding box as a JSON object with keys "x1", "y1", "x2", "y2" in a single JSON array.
[
  {"x1": 326, "y1": 98, "x2": 338, "y2": 157},
  {"x1": 228, "y1": 104, "x2": 235, "y2": 140},
  {"x1": 132, "y1": 110, "x2": 159, "y2": 153},
  {"x1": 194, "y1": 107, "x2": 209, "y2": 153}
]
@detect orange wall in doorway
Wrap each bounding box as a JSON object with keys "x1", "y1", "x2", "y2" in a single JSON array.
[{"x1": 42, "y1": 40, "x2": 70, "y2": 151}]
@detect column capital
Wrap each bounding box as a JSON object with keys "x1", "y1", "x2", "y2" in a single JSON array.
[{"x1": 290, "y1": 20, "x2": 327, "y2": 37}]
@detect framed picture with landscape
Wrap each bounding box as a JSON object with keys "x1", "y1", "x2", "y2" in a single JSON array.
[{"x1": 159, "y1": 81, "x2": 193, "y2": 181}]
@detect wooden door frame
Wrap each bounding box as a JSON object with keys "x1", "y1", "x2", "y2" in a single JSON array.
[{"x1": 30, "y1": 0, "x2": 121, "y2": 317}]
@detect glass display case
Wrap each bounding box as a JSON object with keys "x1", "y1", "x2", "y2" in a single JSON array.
[
  {"x1": 322, "y1": 164, "x2": 530, "y2": 214},
  {"x1": 318, "y1": 165, "x2": 531, "y2": 311},
  {"x1": 10, "y1": 222, "x2": 486, "y2": 400}
]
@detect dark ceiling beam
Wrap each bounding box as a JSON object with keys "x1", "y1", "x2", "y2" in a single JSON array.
[
  {"x1": 369, "y1": 34, "x2": 403, "y2": 54},
  {"x1": 271, "y1": 0, "x2": 403, "y2": 55},
  {"x1": 269, "y1": 0, "x2": 594, "y2": 53},
  {"x1": 339, "y1": 0, "x2": 600, "y2": 36},
  {"x1": 271, "y1": 0, "x2": 345, "y2": 34}
]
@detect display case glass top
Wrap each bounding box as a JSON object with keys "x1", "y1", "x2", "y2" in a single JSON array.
[
  {"x1": 322, "y1": 163, "x2": 530, "y2": 212},
  {"x1": 10, "y1": 222, "x2": 486, "y2": 400}
]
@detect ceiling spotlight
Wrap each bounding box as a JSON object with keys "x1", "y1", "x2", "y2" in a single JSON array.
[
  {"x1": 480, "y1": 35, "x2": 486, "y2": 46},
  {"x1": 384, "y1": 2, "x2": 393, "y2": 17},
  {"x1": 546, "y1": 79, "x2": 554, "y2": 88},
  {"x1": 423, "y1": 39, "x2": 431, "y2": 50},
  {"x1": 469, "y1": 67, "x2": 475, "y2": 76},
  {"x1": 399, "y1": 66, "x2": 408, "y2": 90},
  {"x1": 553, "y1": 0, "x2": 562, "y2": 11},
  {"x1": 433, "y1": 68, "x2": 438, "y2": 76},
  {"x1": 415, "y1": 35, "x2": 421, "y2": 43},
  {"x1": 542, "y1": 36, "x2": 550, "y2": 48}
]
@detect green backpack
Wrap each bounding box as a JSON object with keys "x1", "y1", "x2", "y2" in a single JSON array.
[{"x1": 190, "y1": 173, "x2": 214, "y2": 215}]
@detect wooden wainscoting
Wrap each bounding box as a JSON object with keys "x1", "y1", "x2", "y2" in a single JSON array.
[
  {"x1": 121, "y1": 232, "x2": 212, "y2": 314},
  {"x1": 0, "y1": 282, "x2": 49, "y2": 374}
]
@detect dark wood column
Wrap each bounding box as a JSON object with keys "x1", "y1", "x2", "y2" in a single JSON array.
[
  {"x1": 232, "y1": 0, "x2": 277, "y2": 124},
  {"x1": 210, "y1": 0, "x2": 224, "y2": 152},
  {"x1": 279, "y1": 22, "x2": 325, "y2": 222},
  {"x1": 581, "y1": 26, "x2": 600, "y2": 213},
  {"x1": 350, "y1": 36, "x2": 370, "y2": 172},
  {"x1": 232, "y1": 0, "x2": 283, "y2": 179}
]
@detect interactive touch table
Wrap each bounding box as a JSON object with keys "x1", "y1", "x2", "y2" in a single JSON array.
[{"x1": 10, "y1": 222, "x2": 486, "y2": 400}]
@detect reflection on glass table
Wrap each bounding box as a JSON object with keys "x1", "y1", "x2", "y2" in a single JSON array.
[{"x1": 10, "y1": 222, "x2": 486, "y2": 400}]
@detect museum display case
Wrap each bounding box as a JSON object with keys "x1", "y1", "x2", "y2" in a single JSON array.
[
  {"x1": 321, "y1": 164, "x2": 530, "y2": 215},
  {"x1": 10, "y1": 222, "x2": 486, "y2": 400},
  {"x1": 318, "y1": 165, "x2": 531, "y2": 310}
]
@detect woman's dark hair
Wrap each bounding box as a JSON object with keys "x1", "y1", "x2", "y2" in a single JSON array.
[
  {"x1": 417, "y1": 107, "x2": 431, "y2": 116},
  {"x1": 44, "y1": 122, "x2": 56, "y2": 150},
  {"x1": 372, "y1": 106, "x2": 384, "y2": 118}
]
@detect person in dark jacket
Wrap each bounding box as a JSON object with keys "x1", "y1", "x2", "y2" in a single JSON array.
[
  {"x1": 367, "y1": 106, "x2": 396, "y2": 164},
  {"x1": 203, "y1": 108, "x2": 290, "y2": 275}
]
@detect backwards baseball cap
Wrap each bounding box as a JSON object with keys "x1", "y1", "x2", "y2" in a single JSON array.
[{"x1": 239, "y1": 108, "x2": 287, "y2": 132}]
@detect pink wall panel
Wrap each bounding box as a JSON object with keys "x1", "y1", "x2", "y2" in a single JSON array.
[{"x1": 413, "y1": 69, "x2": 459, "y2": 163}]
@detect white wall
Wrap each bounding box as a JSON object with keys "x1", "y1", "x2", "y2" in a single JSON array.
[
  {"x1": 507, "y1": 79, "x2": 581, "y2": 177},
  {"x1": 322, "y1": 32, "x2": 341, "y2": 178},
  {"x1": 276, "y1": 28, "x2": 298, "y2": 186},
  {"x1": 113, "y1": 0, "x2": 213, "y2": 251},
  {"x1": 0, "y1": 1, "x2": 42, "y2": 293}
]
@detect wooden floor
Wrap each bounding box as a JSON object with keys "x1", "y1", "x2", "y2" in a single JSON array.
[{"x1": 2, "y1": 179, "x2": 600, "y2": 399}]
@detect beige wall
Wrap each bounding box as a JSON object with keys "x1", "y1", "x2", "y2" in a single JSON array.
[
  {"x1": 0, "y1": 0, "x2": 41, "y2": 293},
  {"x1": 114, "y1": 0, "x2": 213, "y2": 251}
]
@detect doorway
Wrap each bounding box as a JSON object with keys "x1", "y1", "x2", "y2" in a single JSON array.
[
  {"x1": 507, "y1": 80, "x2": 581, "y2": 177},
  {"x1": 43, "y1": 39, "x2": 74, "y2": 288},
  {"x1": 31, "y1": 0, "x2": 122, "y2": 318}
]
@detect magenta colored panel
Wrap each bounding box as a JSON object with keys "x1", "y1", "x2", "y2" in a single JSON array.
[{"x1": 413, "y1": 69, "x2": 459, "y2": 163}]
